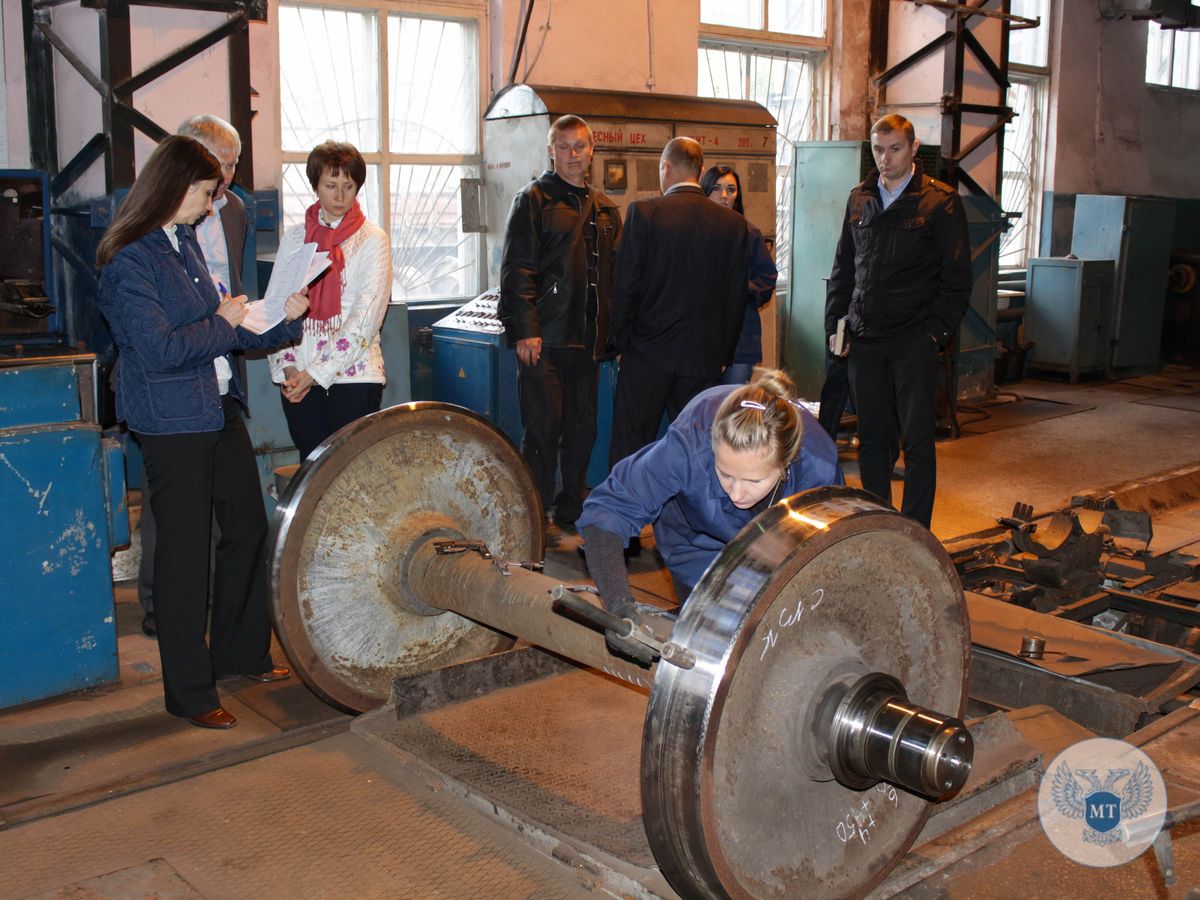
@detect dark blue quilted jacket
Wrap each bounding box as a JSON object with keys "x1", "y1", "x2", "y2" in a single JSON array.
[{"x1": 98, "y1": 226, "x2": 301, "y2": 435}]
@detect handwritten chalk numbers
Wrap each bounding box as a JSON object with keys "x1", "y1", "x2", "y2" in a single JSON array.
[
  {"x1": 876, "y1": 782, "x2": 900, "y2": 805},
  {"x1": 759, "y1": 588, "x2": 826, "y2": 660},
  {"x1": 835, "y1": 786, "x2": 899, "y2": 845}
]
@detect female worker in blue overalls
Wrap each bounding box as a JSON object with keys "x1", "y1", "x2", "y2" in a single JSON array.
[{"x1": 578, "y1": 368, "x2": 844, "y2": 660}]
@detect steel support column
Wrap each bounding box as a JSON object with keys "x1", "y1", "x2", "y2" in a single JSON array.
[
  {"x1": 22, "y1": 0, "x2": 262, "y2": 198},
  {"x1": 22, "y1": 0, "x2": 59, "y2": 174},
  {"x1": 98, "y1": 0, "x2": 134, "y2": 191}
]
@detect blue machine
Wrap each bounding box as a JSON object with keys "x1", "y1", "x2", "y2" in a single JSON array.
[
  {"x1": 432, "y1": 290, "x2": 616, "y2": 487},
  {"x1": 432, "y1": 290, "x2": 522, "y2": 443},
  {"x1": 0, "y1": 351, "x2": 128, "y2": 708},
  {"x1": 1025, "y1": 258, "x2": 1115, "y2": 382},
  {"x1": 1070, "y1": 195, "x2": 1177, "y2": 373},
  {"x1": 0, "y1": 170, "x2": 61, "y2": 346}
]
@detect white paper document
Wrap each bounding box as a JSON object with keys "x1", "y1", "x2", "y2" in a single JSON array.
[{"x1": 241, "y1": 243, "x2": 332, "y2": 334}]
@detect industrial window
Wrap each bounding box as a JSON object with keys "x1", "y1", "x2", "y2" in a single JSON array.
[
  {"x1": 278, "y1": 5, "x2": 484, "y2": 301},
  {"x1": 1000, "y1": 2, "x2": 1051, "y2": 269},
  {"x1": 1146, "y1": 20, "x2": 1200, "y2": 90},
  {"x1": 999, "y1": 75, "x2": 1047, "y2": 268},
  {"x1": 700, "y1": 0, "x2": 825, "y2": 40},
  {"x1": 697, "y1": 42, "x2": 822, "y2": 299},
  {"x1": 1008, "y1": 0, "x2": 1049, "y2": 68}
]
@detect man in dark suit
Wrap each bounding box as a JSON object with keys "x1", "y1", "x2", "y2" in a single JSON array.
[
  {"x1": 136, "y1": 115, "x2": 253, "y2": 638},
  {"x1": 608, "y1": 137, "x2": 748, "y2": 467}
]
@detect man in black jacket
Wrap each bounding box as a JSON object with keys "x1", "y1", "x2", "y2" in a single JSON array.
[
  {"x1": 500, "y1": 115, "x2": 622, "y2": 535},
  {"x1": 825, "y1": 114, "x2": 971, "y2": 529},
  {"x1": 608, "y1": 137, "x2": 748, "y2": 467}
]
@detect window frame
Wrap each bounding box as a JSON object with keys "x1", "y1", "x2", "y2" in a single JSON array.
[
  {"x1": 277, "y1": 0, "x2": 489, "y2": 301},
  {"x1": 995, "y1": 14, "x2": 1053, "y2": 271},
  {"x1": 696, "y1": 36, "x2": 828, "y2": 320},
  {"x1": 1146, "y1": 19, "x2": 1200, "y2": 94},
  {"x1": 998, "y1": 71, "x2": 1049, "y2": 269},
  {"x1": 1007, "y1": 0, "x2": 1051, "y2": 71},
  {"x1": 699, "y1": 0, "x2": 831, "y2": 50}
]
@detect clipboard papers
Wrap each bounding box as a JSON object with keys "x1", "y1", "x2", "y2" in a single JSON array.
[{"x1": 241, "y1": 242, "x2": 331, "y2": 334}]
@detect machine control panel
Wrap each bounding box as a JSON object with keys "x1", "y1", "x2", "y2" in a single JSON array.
[{"x1": 434, "y1": 289, "x2": 506, "y2": 335}]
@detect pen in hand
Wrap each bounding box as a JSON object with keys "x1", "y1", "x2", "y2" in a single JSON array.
[
  {"x1": 219, "y1": 280, "x2": 257, "y2": 307},
  {"x1": 215, "y1": 280, "x2": 248, "y2": 328}
]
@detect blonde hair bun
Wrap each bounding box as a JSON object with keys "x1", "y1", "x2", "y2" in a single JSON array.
[{"x1": 711, "y1": 368, "x2": 804, "y2": 470}]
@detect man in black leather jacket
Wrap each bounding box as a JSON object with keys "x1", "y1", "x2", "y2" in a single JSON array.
[
  {"x1": 825, "y1": 114, "x2": 971, "y2": 530},
  {"x1": 500, "y1": 115, "x2": 622, "y2": 536}
]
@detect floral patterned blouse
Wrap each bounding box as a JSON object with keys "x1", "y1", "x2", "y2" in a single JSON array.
[{"x1": 267, "y1": 218, "x2": 393, "y2": 388}]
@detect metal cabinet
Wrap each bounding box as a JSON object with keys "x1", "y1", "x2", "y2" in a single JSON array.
[
  {"x1": 431, "y1": 291, "x2": 617, "y2": 488},
  {"x1": 1026, "y1": 258, "x2": 1115, "y2": 382},
  {"x1": 0, "y1": 352, "x2": 128, "y2": 708},
  {"x1": 1070, "y1": 195, "x2": 1176, "y2": 372}
]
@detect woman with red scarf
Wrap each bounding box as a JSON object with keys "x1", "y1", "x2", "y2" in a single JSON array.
[{"x1": 269, "y1": 141, "x2": 393, "y2": 460}]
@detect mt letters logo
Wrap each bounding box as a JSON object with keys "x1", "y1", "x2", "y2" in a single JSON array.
[{"x1": 1038, "y1": 737, "x2": 1167, "y2": 867}]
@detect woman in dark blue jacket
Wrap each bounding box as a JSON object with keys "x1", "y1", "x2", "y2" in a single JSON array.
[
  {"x1": 700, "y1": 165, "x2": 778, "y2": 385},
  {"x1": 578, "y1": 369, "x2": 842, "y2": 660},
  {"x1": 97, "y1": 135, "x2": 310, "y2": 729}
]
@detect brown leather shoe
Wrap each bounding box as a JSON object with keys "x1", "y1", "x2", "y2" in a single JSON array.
[
  {"x1": 188, "y1": 707, "x2": 237, "y2": 729},
  {"x1": 243, "y1": 665, "x2": 291, "y2": 683}
]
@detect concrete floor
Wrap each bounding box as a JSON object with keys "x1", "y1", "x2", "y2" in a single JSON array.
[{"x1": 2, "y1": 369, "x2": 1200, "y2": 898}]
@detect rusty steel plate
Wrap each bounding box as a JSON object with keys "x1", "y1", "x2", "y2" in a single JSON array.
[
  {"x1": 641, "y1": 487, "x2": 970, "y2": 899},
  {"x1": 269, "y1": 403, "x2": 543, "y2": 713}
]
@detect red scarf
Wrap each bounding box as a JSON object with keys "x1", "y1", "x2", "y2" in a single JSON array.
[{"x1": 303, "y1": 200, "x2": 366, "y2": 333}]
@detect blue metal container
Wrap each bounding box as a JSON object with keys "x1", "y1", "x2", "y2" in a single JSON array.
[
  {"x1": 0, "y1": 352, "x2": 127, "y2": 708},
  {"x1": 1026, "y1": 257, "x2": 1115, "y2": 382},
  {"x1": 432, "y1": 291, "x2": 522, "y2": 444},
  {"x1": 1070, "y1": 195, "x2": 1177, "y2": 373},
  {"x1": 431, "y1": 291, "x2": 617, "y2": 487}
]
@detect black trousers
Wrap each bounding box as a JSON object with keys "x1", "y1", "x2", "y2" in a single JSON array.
[
  {"x1": 517, "y1": 346, "x2": 598, "y2": 524},
  {"x1": 817, "y1": 351, "x2": 850, "y2": 439},
  {"x1": 281, "y1": 381, "x2": 384, "y2": 461},
  {"x1": 818, "y1": 350, "x2": 902, "y2": 466},
  {"x1": 136, "y1": 396, "x2": 273, "y2": 717},
  {"x1": 610, "y1": 353, "x2": 716, "y2": 467},
  {"x1": 136, "y1": 457, "x2": 219, "y2": 615},
  {"x1": 849, "y1": 328, "x2": 939, "y2": 529}
]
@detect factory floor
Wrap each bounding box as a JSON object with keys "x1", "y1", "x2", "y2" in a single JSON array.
[{"x1": 2, "y1": 367, "x2": 1200, "y2": 899}]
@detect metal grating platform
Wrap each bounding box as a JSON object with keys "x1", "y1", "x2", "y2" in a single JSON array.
[
  {"x1": 369, "y1": 666, "x2": 656, "y2": 868},
  {"x1": 0, "y1": 731, "x2": 596, "y2": 898}
]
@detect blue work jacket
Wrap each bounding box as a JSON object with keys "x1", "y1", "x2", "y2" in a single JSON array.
[
  {"x1": 98, "y1": 226, "x2": 301, "y2": 435},
  {"x1": 578, "y1": 384, "x2": 844, "y2": 591}
]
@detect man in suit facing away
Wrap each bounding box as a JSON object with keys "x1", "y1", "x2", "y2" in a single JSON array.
[{"x1": 608, "y1": 137, "x2": 749, "y2": 467}]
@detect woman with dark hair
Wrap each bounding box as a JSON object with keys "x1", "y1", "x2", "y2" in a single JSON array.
[
  {"x1": 577, "y1": 368, "x2": 842, "y2": 661},
  {"x1": 268, "y1": 141, "x2": 393, "y2": 460},
  {"x1": 699, "y1": 165, "x2": 779, "y2": 385},
  {"x1": 97, "y1": 134, "x2": 310, "y2": 729}
]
